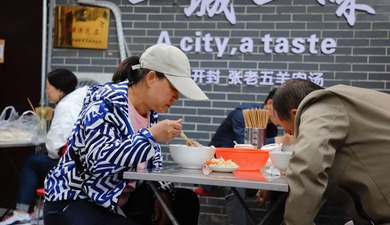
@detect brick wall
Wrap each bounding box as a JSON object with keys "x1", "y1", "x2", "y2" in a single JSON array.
[
  {"x1": 50, "y1": 0, "x2": 389, "y2": 223},
  {"x1": 194, "y1": 194, "x2": 351, "y2": 225},
  {"x1": 51, "y1": 0, "x2": 390, "y2": 146}
]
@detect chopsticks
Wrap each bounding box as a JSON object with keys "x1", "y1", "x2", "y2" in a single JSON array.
[
  {"x1": 27, "y1": 98, "x2": 54, "y2": 121},
  {"x1": 27, "y1": 98, "x2": 35, "y2": 111},
  {"x1": 243, "y1": 109, "x2": 269, "y2": 128},
  {"x1": 180, "y1": 131, "x2": 202, "y2": 147}
]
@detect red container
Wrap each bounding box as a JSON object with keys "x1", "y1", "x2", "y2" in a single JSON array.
[{"x1": 215, "y1": 148, "x2": 269, "y2": 171}]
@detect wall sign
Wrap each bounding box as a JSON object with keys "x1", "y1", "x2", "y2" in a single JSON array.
[
  {"x1": 157, "y1": 31, "x2": 337, "y2": 57},
  {"x1": 128, "y1": 0, "x2": 376, "y2": 27},
  {"x1": 0, "y1": 39, "x2": 4, "y2": 63},
  {"x1": 54, "y1": 6, "x2": 110, "y2": 49}
]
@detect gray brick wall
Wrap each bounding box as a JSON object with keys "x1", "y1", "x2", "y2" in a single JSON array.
[
  {"x1": 194, "y1": 194, "x2": 351, "y2": 225},
  {"x1": 50, "y1": 0, "x2": 389, "y2": 223}
]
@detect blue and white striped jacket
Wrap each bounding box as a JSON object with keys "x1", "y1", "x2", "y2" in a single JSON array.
[{"x1": 44, "y1": 80, "x2": 174, "y2": 213}]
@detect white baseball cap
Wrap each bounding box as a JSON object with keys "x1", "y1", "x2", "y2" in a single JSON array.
[{"x1": 135, "y1": 44, "x2": 209, "y2": 101}]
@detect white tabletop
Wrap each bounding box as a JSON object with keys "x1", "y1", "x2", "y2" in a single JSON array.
[
  {"x1": 0, "y1": 142, "x2": 38, "y2": 148},
  {"x1": 124, "y1": 166, "x2": 289, "y2": 192}
]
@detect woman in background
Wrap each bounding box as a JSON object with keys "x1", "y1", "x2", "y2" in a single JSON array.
[{"x1": 0, "y1": 69, "x2": 88, "y2": 225}]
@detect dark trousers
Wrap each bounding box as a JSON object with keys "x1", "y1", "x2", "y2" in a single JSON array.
[
  {"x1": 18, "y1": 153, "x2": 58, "y2": 208},
  {"x1": 43, "y1": 185, "x2": 199, "y2": 225}
]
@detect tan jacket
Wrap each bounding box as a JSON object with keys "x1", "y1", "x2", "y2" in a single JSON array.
[{"x1": 285, "y1": 85, "x2": 390, "y2": 225}]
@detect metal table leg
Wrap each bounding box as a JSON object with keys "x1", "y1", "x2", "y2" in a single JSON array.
[
  {"x1": 1, "y1": 150, "x2": 20, "y2": 221},
  {"x1": 147, "y1": 182, "x2": 180, "y2": 225},
  {"x1": 231, "y1": 187, "x2": 258, "y2": 225},
  {"x1": 257, "y1": 192, "x2": 288, "y2": 225},
  {"x1": 4, "y1": 150, "x2": 20, "y2": 178}
]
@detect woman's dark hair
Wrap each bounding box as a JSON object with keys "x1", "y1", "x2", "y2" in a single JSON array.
[
  {"x1": 112, "y1": 56, "x2": 166, "y2": 85},
  {"x1": 273, "y1": 79, "x2": 323, "y2": 121},
  {"x1": 47, "y1": 68, "x2": 77, "y2": 95},
  {"x1": 112, "y1": 56, "x2": 140, "y2": 83}
]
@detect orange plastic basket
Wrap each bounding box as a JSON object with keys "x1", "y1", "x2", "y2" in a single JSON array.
[{"x1": 215, "y1": 148, "x2": 269, "y2": 171}]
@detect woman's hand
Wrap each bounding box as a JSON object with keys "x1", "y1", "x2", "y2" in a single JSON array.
[
  {"x1": 148, "y1": 119, "x2": 182, "y2": 142},
  {"x1": 153, "y1": 190, "x2": 173, "y2": 225}
]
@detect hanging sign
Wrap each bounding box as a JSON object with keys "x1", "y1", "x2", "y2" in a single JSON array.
[{"x1": 54, "y1": 5, "x2": 110, "y2": 49}]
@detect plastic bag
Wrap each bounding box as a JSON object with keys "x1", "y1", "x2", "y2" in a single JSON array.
[
  {"x1": 0, "y1": 106, "x2": 41, "y2": 144},
  {"x1": 0, "y1": 106, "x2": 19, "y2": 122}
]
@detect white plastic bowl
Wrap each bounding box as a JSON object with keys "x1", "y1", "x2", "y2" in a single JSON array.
[
  {"x1": 169, "y1": 144, "x2": 216, "y2": 169},
  {"x1": 269, "y1": 151, "x2": 292, "y2": 174},
  {"x1": 234, "y1": 144, "x2": 255, "y2": 149},
  {"x1": 261, "y1": 143, "x2": 282, "y2": 151},
  {"x1": 282, "y1": 145, "x2": 294, "y2": 152}
]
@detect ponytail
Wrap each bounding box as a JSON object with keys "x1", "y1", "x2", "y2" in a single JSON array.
[{"x1": 112, "y1": 56, "x2": 140, "y2": 84}]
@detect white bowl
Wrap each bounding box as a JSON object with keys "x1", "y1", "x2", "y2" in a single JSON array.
[
  {"x1": 234, "y1": 144, "x2": 255, "y2": 149},
  {"x1": 269, "y1": 151, "x2": 292, "y2": 174},
  {"x1": 261, "y1": 143, "x2": 282, "y2": 151},
  {"x1": 282, "y1": 145, "x2": 294, "y2": 152},
  {"x1": 169, "y1": 144, "x2": 216, "y2": 169}
]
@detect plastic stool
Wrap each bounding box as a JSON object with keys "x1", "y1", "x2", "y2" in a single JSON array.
[
  {"x1": 193, "y1": 187, "x2": 218, "y2": 197},
  {"x1": 36, "y1": 188, "x2": 44, "y2": 225}
]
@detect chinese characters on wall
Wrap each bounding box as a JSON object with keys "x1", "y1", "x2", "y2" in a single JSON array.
[
  {"x1": 316, "y1": 0, "x2": 375, "y2": 26},
  {"x1": 191, "y1": 69, "x2": 324, "y2": 87},
  {"x1": 129, "y1": 0, "x2": 376, "y2": 27},
  {"x1": 125, "y1": 0, "x2": 375, "y2": 88}
]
